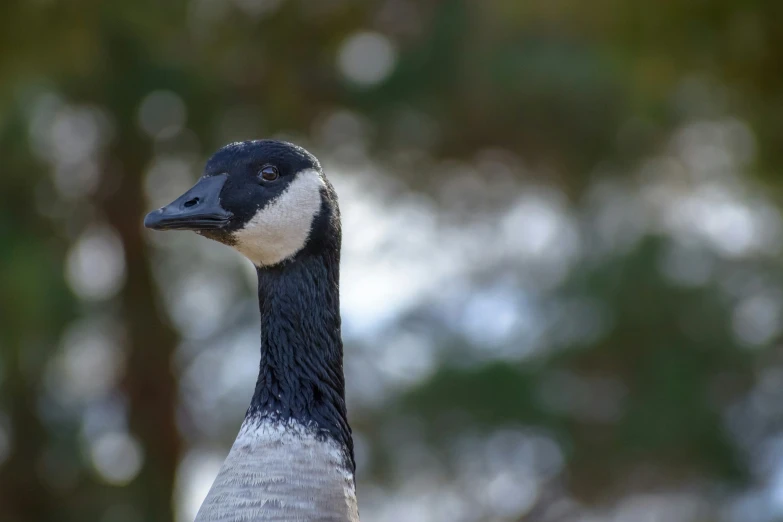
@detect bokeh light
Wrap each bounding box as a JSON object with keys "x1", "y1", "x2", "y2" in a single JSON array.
[{"x1": 338, "y1": 31, "x2": 398, "y2": 87}]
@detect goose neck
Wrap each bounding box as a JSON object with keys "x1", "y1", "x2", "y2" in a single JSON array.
[{"x1": 248, "y1": 249, "x2": 353, "y2": 468}]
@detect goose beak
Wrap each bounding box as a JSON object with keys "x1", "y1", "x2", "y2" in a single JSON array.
[{"x1": 144, "y1": 174, "x2": 233, "y2": 231}]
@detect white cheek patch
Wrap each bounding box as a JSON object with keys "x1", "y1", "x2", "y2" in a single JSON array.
[{"x1": 232, "y1": 168, "x2": 324, "y2": 267}]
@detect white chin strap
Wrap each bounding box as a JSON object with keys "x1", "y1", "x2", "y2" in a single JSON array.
[{"x1": 232, "y1": 169, "x2": 324, "y2": 267}]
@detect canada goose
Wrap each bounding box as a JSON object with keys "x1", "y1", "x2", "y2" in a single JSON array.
[{"x1": 145, "y1": 140, "x2": 359, "y2": 521}]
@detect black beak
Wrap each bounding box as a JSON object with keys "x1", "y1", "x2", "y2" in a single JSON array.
[{"x1": 144, "y1": 174, "x2": 233, "y2": 231}]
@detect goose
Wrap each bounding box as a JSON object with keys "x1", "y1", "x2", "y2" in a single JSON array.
[{"x1": 144, "y1": 140, "x2": 360, "y2": 522}]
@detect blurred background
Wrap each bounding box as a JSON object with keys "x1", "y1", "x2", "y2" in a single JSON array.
[{"x1": 2, "y1": 1, "x2": 783, "y2": 521}]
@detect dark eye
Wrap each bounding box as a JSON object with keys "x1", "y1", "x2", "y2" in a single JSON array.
[{"x1": 259, "y1": 165, "x2": 279, "y2": 182}]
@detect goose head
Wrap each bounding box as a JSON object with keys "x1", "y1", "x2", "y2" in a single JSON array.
[{"x1": 144, "y1": 139, "x2": 337, "y2": 267}]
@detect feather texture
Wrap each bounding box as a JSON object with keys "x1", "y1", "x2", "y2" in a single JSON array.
[{"x1": 195, "y1": 416, "x2": 358, "y2": 522}]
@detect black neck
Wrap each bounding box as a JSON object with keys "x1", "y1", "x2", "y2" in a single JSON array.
[{"x1": 247, "y1": 245, "x2": 353, "y2": 469}]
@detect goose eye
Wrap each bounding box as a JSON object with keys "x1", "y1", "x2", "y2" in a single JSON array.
[{"x1": 259, "y1": 165, "x2": 279, "y2": 182}]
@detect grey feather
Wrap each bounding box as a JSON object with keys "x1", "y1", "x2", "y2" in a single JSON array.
[{"x1": 195, "y1": 417, "x2": 359, "y2": 522}]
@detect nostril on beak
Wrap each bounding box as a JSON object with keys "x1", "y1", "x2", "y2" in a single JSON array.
[{"x1": 183, "y1": 197, "x2": 200, "y2": 208}]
